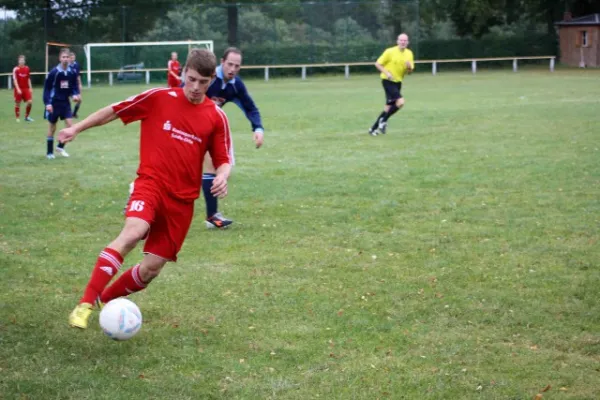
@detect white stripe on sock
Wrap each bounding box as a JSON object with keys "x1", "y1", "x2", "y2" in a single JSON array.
[{"x1": 100, "y1": 251, "x2": 122, "y2": 270}]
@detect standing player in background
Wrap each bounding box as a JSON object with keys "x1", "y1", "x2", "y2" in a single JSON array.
[
  {"x1": 13, "y1": 55, "x2": 34, "y2": 123},
  {"x1": 61, "y1": 49, "x2": 232, "y2": 330},
  {"x1": 70, "y1": 51, "x2": 83, "y2": 118},
  {"x1": 43, "y1": 48, "x2": 80, "y2": 159},
  {"x1": 201, "y1": 47, "x2": 264, "y2": 229},
  {"x1": 369, "y1": 33, "x2": 414, "y2": 136},
  {"x1": 167, "y1": 51, "x2": 182, "y2": 88}
]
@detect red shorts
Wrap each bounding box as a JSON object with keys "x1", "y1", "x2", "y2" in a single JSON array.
[
  {"x1": 14, "y1": 88, "x2": 32, "y2": 102},
  {"x1": 167, "y1": 78, "x2": 180, "y2": 88},
  {"x1": 125, "y1": 179, "x2": 194, "y2": 262}
]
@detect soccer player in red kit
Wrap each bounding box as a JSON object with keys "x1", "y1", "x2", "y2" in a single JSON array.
[
  {"x1": 13, "y1": 55, "x2": 34, "y2": 122},
  {"x1": 60, "y1": 49, "x2": 232, "y2": 329},
  {"x1": 167, "y1": 51, "x2": 182, "y2": 88}
]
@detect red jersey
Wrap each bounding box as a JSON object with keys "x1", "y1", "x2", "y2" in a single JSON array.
[
  {"x1": 13, "y1": 65, "x2": 31, "y2": 89},
  {"x1": 112, "y1": 87, "x2": 232, "y2": 201},
  {"x1": 167, "y1": 60, "x2": 181, "y2": 84}
]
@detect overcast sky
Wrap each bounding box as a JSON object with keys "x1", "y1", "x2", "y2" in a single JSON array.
[{"x1": 0, "y1": 7, "x2": 16, "y2": 19}]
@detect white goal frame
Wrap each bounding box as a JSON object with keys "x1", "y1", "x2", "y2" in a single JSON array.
[{"x1": 82, "y1": 40, "x2": 214, "y2": 88}]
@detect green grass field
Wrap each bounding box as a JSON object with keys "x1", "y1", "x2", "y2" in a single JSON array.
[{"x1": 1, "y1": 69, "x2": 599, "y2": 399}]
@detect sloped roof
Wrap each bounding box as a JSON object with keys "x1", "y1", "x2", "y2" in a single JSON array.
[{"x1": 556, "y1": 13, "x2": 600, "y2": 26}]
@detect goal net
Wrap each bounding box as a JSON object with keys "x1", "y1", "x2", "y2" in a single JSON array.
[{"x1": 82, "y1": 40, "x2": 213, "y2": 87}]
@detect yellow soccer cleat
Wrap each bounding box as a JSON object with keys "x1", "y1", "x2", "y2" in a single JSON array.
[{"x1": 69, "y1": 303, "x2": 93, "y2": 329}]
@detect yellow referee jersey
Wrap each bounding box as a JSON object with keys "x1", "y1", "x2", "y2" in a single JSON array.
[{"x1": 377, "y1": 47, "x2": 415, "y2": 82}]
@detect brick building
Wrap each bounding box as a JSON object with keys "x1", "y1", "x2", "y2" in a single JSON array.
[{"x1": 555, "y1": 13, "x2": 600, "y2": 67}]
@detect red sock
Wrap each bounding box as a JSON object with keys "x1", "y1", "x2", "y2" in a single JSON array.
[
  {"x1": 80, "y1": 247, "x2": 123, "y2": 304},
  {"x1": 100, "y1": 264, "x2": 147, "y2": 303},
  {"x1": 25, "y1": 103, "x2": 32, "y2": 118},
  {"x1": 15, "y1": 105, "x2": 20, "y2": 119}
]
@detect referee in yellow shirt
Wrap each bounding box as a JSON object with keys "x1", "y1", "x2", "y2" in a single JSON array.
[{"x1": 369, "y1": 33, "x2": 414, "y2": 136}]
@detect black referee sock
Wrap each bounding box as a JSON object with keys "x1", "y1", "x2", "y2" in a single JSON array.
[
  {"x1": 371, "y1": 111, "x2": 386, "y2": 130},
  {"x1": 57, "y1": 142, "x2": 66, "y2": 150},
  {"x1": 382, "y1": 104, "x2": 399, "y2": 122},
  {"x1": 47, "y1": 137, "x2": 54, "y2": 155},
  {"x1": 73, "y1": 102, "x2": 81, "y2": 116}
]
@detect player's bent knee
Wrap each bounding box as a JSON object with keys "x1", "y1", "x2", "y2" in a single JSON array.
[
  {"x1": 396, "y1": 98, "x2": 405, "y2": 108},
  {"x1": 138, "y1": 268, "x2": 156, "y2": 283},
  {"x1": 139, "y1": 257, "x2": 167, "y2": 282},
  {"x1": 140, "y1": 266, "x2": 162, "y2": 282}
]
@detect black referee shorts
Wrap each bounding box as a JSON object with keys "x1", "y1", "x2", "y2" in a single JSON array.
[{"x1": 382, "y1": 79, "x2": 402, "y2": 105}]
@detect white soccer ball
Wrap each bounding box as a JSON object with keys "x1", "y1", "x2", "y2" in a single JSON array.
[{"x1": 99, "y1": 298, "x2": 143, "y2": 340}]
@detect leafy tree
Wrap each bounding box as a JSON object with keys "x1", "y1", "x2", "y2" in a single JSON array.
[
  {"x1": 143, "y1": 5, "x2": 226, "y2": 44},
  {"x1": 333, "y1": 17, "x2": 373, "y2": 44},
  {"x1": 202, "y1": 0, "x2": 303, "y2": 46},
  {"x1": 287, "y1": 21, "x2": 333, "y2": 45},
  {"x1": 445, "y1": 0, "x2": 505, "y2": 37}
]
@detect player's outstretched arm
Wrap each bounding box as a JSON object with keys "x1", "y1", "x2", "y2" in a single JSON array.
[
  {"x1": 58, "y1": 105, "x2": 118, "y2": 143},
  {"x1": 233, "y1": 81, "x2": 265, "y2": 148}
]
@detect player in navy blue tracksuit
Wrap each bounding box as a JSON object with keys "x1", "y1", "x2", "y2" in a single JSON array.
[
  {"x1": 201, "y1": 47, "x2": 265, "y2": 229},
  {"x1": 43, "y1": 48, "x2": 80, "y2": 159}
]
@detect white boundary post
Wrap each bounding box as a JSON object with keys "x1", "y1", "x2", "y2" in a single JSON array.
[
  {"x1": 432, "y1": 61, "x2": 437, "y2": 75},
  {"x1": 301, "y1": 66, "x2": 306, "y2": 80},
  {"x1": 145, "y1": 70, "x2": 150, "y2": 84},
  {"x1": 513, "y1": 58, "x2": 518, "y2": 72},
  {"x1": 8, "y1": 76, "x2": 12, "y2": 89},
  {"x1": 471, "y1": 60, "x2": 477, "y2": 74},
  {"x1": 109, "y1": 72, "x2": 113, "y2": 86},
  {"x1": 345, "y1": 64, "x2": 349, "y2": 79},
  {"x1": 84, "y1": 44, "x2": 92, "y2": 88},
  {"x1": 550, "y1": 57, "x2": 555, "y2": 72},
  {"x1": 265, "y1": 67, "x2": 269, "y2": 81}
]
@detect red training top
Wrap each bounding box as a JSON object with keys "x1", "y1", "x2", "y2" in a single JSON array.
[
  {"x1": 167, "y1": 60, "x2": 181, "y2": 86},
  {"x1": 13, "y1": 65, "x2": 31, "y2": 90},
  {"x1": 112, "y1": 87, "x2": 232, "y2": 201}
]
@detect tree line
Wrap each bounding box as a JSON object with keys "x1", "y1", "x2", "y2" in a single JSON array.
[{"x1": 1, "y1": 0, "x2": 598, "y2": 74}]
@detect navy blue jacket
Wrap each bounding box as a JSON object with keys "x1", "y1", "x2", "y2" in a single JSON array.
[
  {"x1": 206, "y1": 65, "x2": 264, "y2": 133},
  {"x1": 43, "y1": 64, "x2": 80, "y2": 105}
]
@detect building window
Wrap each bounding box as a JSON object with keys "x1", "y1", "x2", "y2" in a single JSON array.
[{"x1": 582, "y1": 30, "x2": 588, "y2": 47}]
